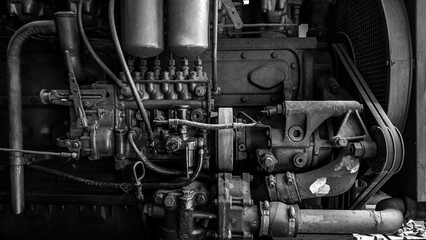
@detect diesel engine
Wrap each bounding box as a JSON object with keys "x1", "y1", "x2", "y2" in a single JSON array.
[{"x1": 0, "y1": 0, "x2": 422, "y2": 239}]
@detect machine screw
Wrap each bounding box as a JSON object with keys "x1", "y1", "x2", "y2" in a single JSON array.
[
  {"x1": 163, "y1": 195, "x2": 177, "y2": 210},
  {"x1": 194, "y1": 86, "x2": 206, "y2": 97}
]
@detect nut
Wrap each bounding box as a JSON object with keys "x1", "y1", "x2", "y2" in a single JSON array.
[
  {"x1": 163, "y1": 195, "x2": 177, "y2": 209},
  {"x1": 350, "y1": 142, "x2": 364, "y2": 157}
]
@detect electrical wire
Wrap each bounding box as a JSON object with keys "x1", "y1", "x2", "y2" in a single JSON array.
[
  {"x1": 108, "y1": 0, "x2": 154, "y2": 143},
  {"x1": 77, "y1": 0, "x2": 125, "y2": 88}
]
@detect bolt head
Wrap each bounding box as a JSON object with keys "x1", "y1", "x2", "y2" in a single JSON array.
[
  {"x1": 163, "y1": 195, "x2": 177, "y2": 209},
  {"x1": 72, "y1": 142, "x2": 80, "y2": 148},
  {"x1": 264, "y1": 156, "x2": 275, "y2": 167},
  {"x1": 196, "y1": 193, "x2": 207, "y2": 205}
]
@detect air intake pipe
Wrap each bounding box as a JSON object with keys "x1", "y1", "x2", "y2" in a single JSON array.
[{"x1": 7, "y1": 20, "x2": 57, "y2": 214}]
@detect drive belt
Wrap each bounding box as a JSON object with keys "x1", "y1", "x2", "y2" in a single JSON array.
[{"x1": 332, "y1": 44, "x2": 404, "y2": 210}]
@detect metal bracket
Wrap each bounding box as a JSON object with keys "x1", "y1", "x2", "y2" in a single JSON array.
[
  {"x1": 221, "y1": 0, "x2": 243, "y2": 29},
  {"x1": 65, "y1": 50, "x2": 88, "y2": 128}
]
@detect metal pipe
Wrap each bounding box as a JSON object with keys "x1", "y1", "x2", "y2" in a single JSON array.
[
  {"x1": 108, "y1": 0, "x2": 154, "y2": 144},
  {"x1": 54, "y1": 11, "x2": 86, "y2": 81},
  {"x1": 7, "y1": 20, "x2": 56, "y2": 214},
  {"x1": 0, "y1": 148, "x2": 78, "y2": 159},
  {"x1": 298, "y1": 208, "x2": 403, "y2": 234},
  {"x1": 376, "y1": 197, "x2": 426, "y2": 221},
  {"x1": 160, "y1": 119, "x2": 257, "y2": 130},
  {"x1": 265, "y1": 202, "x2": 404, "y2": 237},
  {"x1": 123, "y1": 100, "x2": 206, "y2": 110},
  {"x1": 128, "y1": 131, "x2": 184, "y2": 176},
  {"x1": 219, "y1": 23, "x2": 298, "y2": 28},
  {"x1": 77, "y1": 0, "x2": 126, "y2": 88},
  {"x1": 212, "y1": 0, "x2": 219, "y2": 94}
]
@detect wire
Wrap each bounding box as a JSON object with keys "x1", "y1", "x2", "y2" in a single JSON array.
[
  {"x1": 128, "y1": 132, "x2": 184, "y2": 176},
  {"x1": 28, "y1": 164, "x2": 136, "y2": 190},
  {"x1": 108, "y1": 0, "x2": 154, "y2": 143},
  {"x1": 77, "y1": 0, "x2": 125, "y2": 88}
]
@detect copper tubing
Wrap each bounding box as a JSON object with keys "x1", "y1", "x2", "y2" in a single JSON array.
[{"x1": 7, "y1": 20, "x2": 57, "y2": 214}]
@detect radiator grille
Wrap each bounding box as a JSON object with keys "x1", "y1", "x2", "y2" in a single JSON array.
[{"x1": 328, "y1": 0, "x2": 390, "y2": 111}]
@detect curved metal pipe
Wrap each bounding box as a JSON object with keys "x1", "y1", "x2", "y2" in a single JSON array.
[
  {"x1": 128, "y1": 131, "x2": 184, "y2": 176},
  {"x1": 7, "y1": 20, "x2": 57, "y2": 214},
  {"x1": 108, "y1": 0, "x2": 154, "y2": 143},
  {"x1": 267, "y1": 154, "x2": 359, "y2": 203},
  {"x1": 376, "y1": 197, "x2": 426, "y2": 221}
]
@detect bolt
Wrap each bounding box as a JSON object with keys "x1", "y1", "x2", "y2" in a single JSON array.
[
  {"x1": 271, "y1": 52, "x2": 278, "y2": 58},
  {"x1": 65, "y1": 141, "x2": 71, "y2": 147},
  {"x1": 213, "y1": 199, "x2": 218, "y2": 206},
  {"x1": 287, "y1": 178, "x2": 294, "y2": 185},
  {"x1": 263, "y1": 156, "x2": 275, "y2": 167},
  {"x1": 241, "y1": 52, "x2": 247, "y2": 59},
  {"x1": 163, "y1": 195, "x2": 177, "y2": 209},
  {"x1": 120, "y1": 86, "x2": 132, "y2": 97},
  {"x1": 350, "y1": 142, "x2": 364, "y2": 157},
  {"x1": 331, "y1": 137, "x2": 348, "y2": 148},
  {"x1": 72, "y1": 142, "x2": 80, "y2": 148},
  {"x1": 154, "y1": 193, "x2": 164, "y2": 204},
  {"x1": 83, "y1": 101, "x2": 90, "y2": 107},
  {"x1": 240, "y1": 97, "x2": 247, "y2": 103},
  {"x1": 196, "y1": 193, "x2": 207, "y2": 205},
  {"x1": 290, "y1": 63, "x2": 297, "y2": 69}
]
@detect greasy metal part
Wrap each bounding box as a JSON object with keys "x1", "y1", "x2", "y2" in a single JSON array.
[
  {"x1": 76, "y1": 0, "x2": 125, "y2": 89},
  {"x1": 168, "y1": 0, "x2": 210, "y2": 57},
  {"x1": 212, "y1": 0, "x2": 219, "y2": 94},
  {"x1": 267, "y1": 154, "x2": 360, "y2": 203},
  {"x1": 298, "y1": 208, "x2": 403, "y2": 234},
  {"x1": 121, "y1": 0, "x2": 164, "y2": 58},
  {"x1": 332, "y1": 44, "x2": 404, "y2": 209},
  {"x1": 0, "y1": 148, "x2": 78, "y2": 159},
  {"x1": 217, "y1": 108, "x2": 233, "y2": 172},
  {"x1": 108, "y1": 0, "x2": 154, "y2": 143},
  {"x1": 128, "y1": 131, "x2": 183, "y2": 176},
  {"x1": 160, "y1": 119, "x2": 257, "y2": 130},
  {"x1": 65, "y1": 50, "x2": 88, "y2": 128},
  {"x1": 376, "y1": 197, "x2": 426, "y2": 221},
  {"x1": 267, "y1": 202, "x2": 298, "y2": 237},
  {"x1": 54, "y1": 11, "x2": 85, "y2": 81},
  {"x1": 217, "y1": 173, "x2": 258, "y2": 239},
  {"x1": 221, "y1": 0, "x2": 243, "y2": 29},
  {"x1": 219, "y1": 23, "x2": 298, "y2": 28},
  {"x1": 7, "y1": 20, "x2": 56, "y2": 215}
]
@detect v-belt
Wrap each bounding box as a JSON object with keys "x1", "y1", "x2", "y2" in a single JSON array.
[{"x1": 332, "y1": 44, "x2": 405, "y2": 210}]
